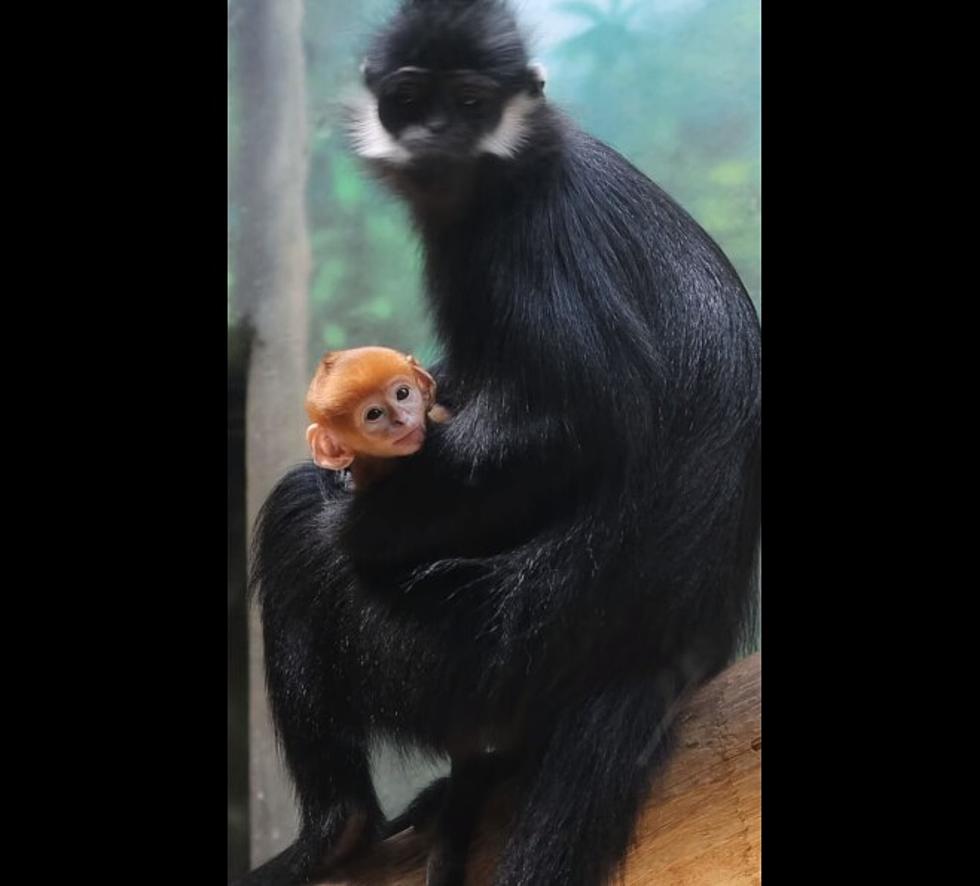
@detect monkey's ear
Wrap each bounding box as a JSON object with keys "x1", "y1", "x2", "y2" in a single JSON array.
[
  {"x1": 307, "y1": 423, "x2": 355, "y2": 471},
  {"x1": 360, "y1": 57, "x2": 379, "y2": 90},
  {"x1": 527, "y1": 62, "x2": 547, "y2": 96},
  {"x1": 407, "y1": 355, "x2": 438, "y2": 409}
]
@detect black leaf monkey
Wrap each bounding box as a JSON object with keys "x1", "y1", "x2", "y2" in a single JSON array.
[{"x1": 235, "y1": 1, "x2": 761, "y2": 884}]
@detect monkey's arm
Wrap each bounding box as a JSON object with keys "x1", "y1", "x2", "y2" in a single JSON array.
[{"x1": 342, "y1": 410, "x2": 582, "y2": 568}]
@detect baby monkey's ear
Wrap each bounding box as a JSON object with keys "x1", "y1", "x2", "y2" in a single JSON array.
[
  {"x1": 406, "y1": 354, "x2": 437, "y2": 409},
  {"x1": 307, "y1": 423, "x2": 355, "y2": 471}
]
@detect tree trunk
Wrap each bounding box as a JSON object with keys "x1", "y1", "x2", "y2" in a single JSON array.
[{"x1": 232, "y1": 0, "x2": 311, "y2": 869}]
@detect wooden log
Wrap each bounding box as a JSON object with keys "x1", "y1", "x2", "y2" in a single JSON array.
[{"x1": 324, "y1": 652, "x2": 761, "y2": 885}]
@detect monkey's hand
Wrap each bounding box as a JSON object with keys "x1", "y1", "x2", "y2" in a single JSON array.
[
  {"x1": 342, "y1": 415, "x2": 578, "y2": 569},
  {"x1": 427, "y1": 403, "x2": 452, "y2": 424}
]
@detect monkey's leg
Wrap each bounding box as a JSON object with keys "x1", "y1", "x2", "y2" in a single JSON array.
[
  {"x1": 491, "y1": 686, "x2": 677, "y2": 886},
  {"x1": 231, "y1": 755, "x2": 379, "y2": 886},
  {"x1": 425, "y1": 754, "x2": 516, "y2": 886},
  {"x1": 232, "y1": 611, "x2": 384, "y2": 886},
  {"x1": 233, "y1": 466, "x2": 384, "y2": 886}
]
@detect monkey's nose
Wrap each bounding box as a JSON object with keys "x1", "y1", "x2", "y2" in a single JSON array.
[{"x1": 426, "y1": 116, "x2": 449, "y2": 134}]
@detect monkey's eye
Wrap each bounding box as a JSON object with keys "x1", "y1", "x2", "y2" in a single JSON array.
[
  {"x1": 396, "y1": 386, "x2": 411, "y2": 401},
  {"x1": 365, "y1": 407, "x2": 385, "y2": 422},
  {"x1": 396, "y1": 85, "x2": 420, "y2": 105},
  {"x1": 458, "y1": 93, "x2": 482, "y2": 109}
]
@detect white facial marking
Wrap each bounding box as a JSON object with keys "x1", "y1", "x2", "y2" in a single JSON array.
[
  {"x1": 348, "y1": 94, "x2": 411, "y2": 165},
  {"x1": 476, "y1": 93, "x2": 540, "y2": 159}
]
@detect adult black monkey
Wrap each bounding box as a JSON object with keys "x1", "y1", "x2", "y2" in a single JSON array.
[{"x1": 237, "y1": 1, "x2": 761, "y2": 884}]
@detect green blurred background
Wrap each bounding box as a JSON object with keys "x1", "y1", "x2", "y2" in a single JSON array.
[{"x1": 228, "y1": 0, "x2": 759, "y2": 876}]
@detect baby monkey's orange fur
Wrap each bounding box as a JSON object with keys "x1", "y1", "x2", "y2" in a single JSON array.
[{"x1": 305, "y1": 347, "x2": 450, "y2": 489}]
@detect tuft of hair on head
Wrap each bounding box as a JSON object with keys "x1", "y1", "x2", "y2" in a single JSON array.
[
  {"x1": 305, "y1": 347, "x2": 420, "y2": 425},
  {"x1": 365, "y1": 0, "x2": 531, "y2": 93},
  {"x1": 305, "y1": 352, "x2": 341, "y2": 423},
  {"x1": 404, "y1": 0, "x2": 483, "y2": 9}
]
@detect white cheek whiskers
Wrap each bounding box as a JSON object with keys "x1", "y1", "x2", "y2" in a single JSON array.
[
  {"x1": 476, "y1": 92, "x2": 541, "y2": 160},
  {"x1": 347, "y1": 89, "x2": 543, "y2": 165},
  {"x1": 347, "y1": 93, "x2": 412, "y2": 166}
]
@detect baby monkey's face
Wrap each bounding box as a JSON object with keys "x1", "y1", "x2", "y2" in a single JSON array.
[
  {"x1": 349, "y1": 374, "x2": 428, "y2": 456},
  {"x1": 305, "y1": 346, "x2": 438, "y2": 471}
]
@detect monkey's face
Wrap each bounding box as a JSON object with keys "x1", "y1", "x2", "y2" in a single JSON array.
[
  {"x1": 350, "y1": 1, "x2": 545, "y2": 170},
  {"x1": 349, "y1": 375, "x2": 428, "y2": 458},
  {"x1": 376, "y1": 67, "x2": 506, "y2": 161},
  {"x1": 350, "y1": 64, "x2": 545, "y2": 168}
]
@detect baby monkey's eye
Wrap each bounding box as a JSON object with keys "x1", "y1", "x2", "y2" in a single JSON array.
[
  {"x1": 365, "y1": 407, "x2": 385, "y2": 422},
  {"x1": 396, "y1": 386, "x2": 411, "y2": 401}
]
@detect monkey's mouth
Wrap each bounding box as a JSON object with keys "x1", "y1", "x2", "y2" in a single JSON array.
[
  {"x1": 399, "y1": 132, "x2": 476, "y2": 165},
  {"x1": 394, "y1": 427, "x2": 425, "y2": 448}
]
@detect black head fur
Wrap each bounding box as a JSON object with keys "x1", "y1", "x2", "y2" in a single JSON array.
[{"x1": 363, "y1": 0, "x2": 530, "y2": 93}]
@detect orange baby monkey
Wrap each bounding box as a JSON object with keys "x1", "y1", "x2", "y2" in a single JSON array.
[{"x1": 305, "y1": 347, "x2": 450, "y2": 489}]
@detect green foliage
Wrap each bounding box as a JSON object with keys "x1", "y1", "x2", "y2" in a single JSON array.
[
  {"x1": 549, "y1": 0, "x2": 761, "y2": 311},
  {"x1": 227, "y1": 0, "x2": 761, "y2": 351}
]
